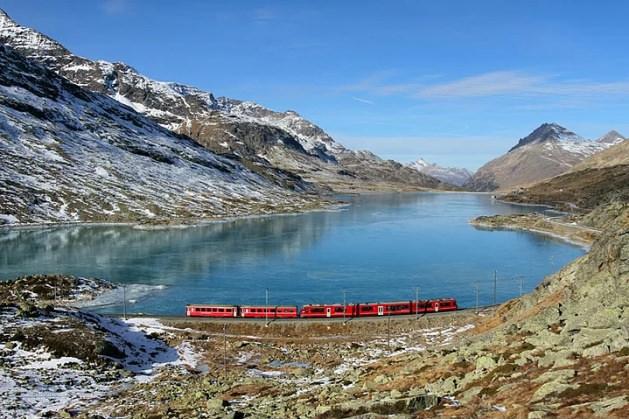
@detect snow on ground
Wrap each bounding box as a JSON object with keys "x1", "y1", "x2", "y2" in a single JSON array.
[
  {"x1": 0, "y1": 308, "x2": 205, "y2": 416},
  {"x1": 332, "y1": 323, "x2": 475, "y2": 377}
]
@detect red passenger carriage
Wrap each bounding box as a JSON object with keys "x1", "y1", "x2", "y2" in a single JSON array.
[
  {"x1": 300, "y1": 304, "x2": 358, "y2": 318},
  {"x1": 186, "y1": 304, "x2": 238, "y2": 318},
  {"x1": 240, "y1": 306, "x2": 298, "y2": 319}
]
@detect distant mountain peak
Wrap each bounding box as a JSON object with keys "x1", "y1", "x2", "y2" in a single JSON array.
[
  {"x1": 408, "y1": 157, "x2": 472, "y2": 186},
  {"x1": 597, "y1": 130, "x2": 625, "y2": 145},
  {"x1": 509, "y1": 123, "x2": 584, "y2": 152}
]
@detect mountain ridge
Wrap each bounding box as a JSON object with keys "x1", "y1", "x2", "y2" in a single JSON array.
[
  {"x1": 0, "y1": 9, "x2": 447, "y2": 193},
  {"x1": 0, "y1": 43, "x2": 322, "y2": 225},
  {"x1": 408, "y1": 158, "x2": 473, "y2": 186},
  {"x1": 464, "y1": 122, "x2": 622, "y2": 192}
]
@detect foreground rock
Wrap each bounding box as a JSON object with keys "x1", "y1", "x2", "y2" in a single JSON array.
[
  {"x1": 0, "y1": 274, "x2": 116, "y2": 305},
  {"x1": 0, "y1": 277, "x2": 205, "y2": 416}
]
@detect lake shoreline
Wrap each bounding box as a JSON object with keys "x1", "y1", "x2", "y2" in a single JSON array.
[
  {"x1": 0, "y1": 190, "x2": 506, "y2": 232},
  {"x1": 469, "y1": 213, "x2": 597, "y2": 250},
  {"x1": 0, "y1": 201, "x2": 351, "y2": 232}
]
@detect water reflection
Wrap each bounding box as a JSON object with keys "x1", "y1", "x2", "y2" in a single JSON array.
[{"x1": 0, "y1": 193, "x2": 584, "y2": 314}]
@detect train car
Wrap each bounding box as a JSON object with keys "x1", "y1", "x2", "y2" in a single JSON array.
[
  {"x1": 300, "y1": 304, "x2": 358, "y2": 318},
  {"x1": 357, "y1": 301, "x2": 412, "y2": 317},
  {"x1": 240, "y1": 306, "x2": 299, "y2": 319},
  {"x1": 186, "y1": 304, "x2": 238, "y2": 318},
  {"x1": 410, "y1": 298, "x2": 458, "y2": 314},
  {"x1": 431, "y1": 298, "x2": 457, "y2": 312}
]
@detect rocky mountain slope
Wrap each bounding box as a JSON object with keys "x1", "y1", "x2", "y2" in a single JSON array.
[
  {"x1": 571, "y1": 136, "x2": 629, "y2": 171},
  {"x1": 0, "y1": 44, "x2": 322, "y2": 225},
  {"x1": 408, "y1": 157, "x2": 472, "y2": 186},
  {"x1": 465, "y1": 123, "x2": 621, "y2": 191},
  {"x1": 502, "y1": 140, "x2": 629, "y2": 211},
  {"x1": 0, "y1": 9, "x2": 447, "y2": 193}
]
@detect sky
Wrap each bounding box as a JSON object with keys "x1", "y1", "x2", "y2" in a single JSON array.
[{"x1": 3, "y1": 0, "x2": 629, "y2": 170}]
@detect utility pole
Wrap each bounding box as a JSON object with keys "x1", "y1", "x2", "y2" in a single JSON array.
[
  {"x1": 223, "y1": 322, "x2": 227, "y2": 374},
  {"x1": 519, "y1": 276, "x2": 523, "y2": 297},
  {"x1": 473, "y1": 283, "x2": 479, "y2": 314},
  {"x1": 493, "y1": 270, "x2": 497, "y2": 306},
  {"x1": 415, "y1": 287, "x2": 420, "y2": 320},
  {"x1": 265, "y1": 288, "x2": 269, "y2": 327},
  {"x1": 343, "y1": 290, "x2": 347, "y2": 325},
  {"x1": 122, "y1": 285, "x2": 127, "y2": 320},
  {"x1": 387, "y1": 310, "x2": 391, "y2": 352}
]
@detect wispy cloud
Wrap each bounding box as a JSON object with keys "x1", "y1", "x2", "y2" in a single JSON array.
[
  {"x1": 100, "y1": 0, "x2": 130, "y2": 15},
  {"x1": 351, "y1": 96, "x2": 375, "y2": 105},
  {"x1": 418, "y1": 71, "x2": 543, "y2": 98},
  {"x1": 252, "y1": 7, "x2": 277, "y2": 22},
  {"x1": 342, "y1": 70, "x2": 629, "y2": 100}
]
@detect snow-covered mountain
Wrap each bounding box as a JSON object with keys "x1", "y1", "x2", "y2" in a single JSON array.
[
  {"x1": 0, "y1": 44, "x2": 318, "y2": 225},
  {"x1": 596, "y1": 130, "x2": 625, "y2": 146},
  {"x1": 408, "y1": 158, "x2": 472, "y2": 186},
  {"x1": 465, "y1": 123, "x2": 624, "y2": 191},
  {"x1": 0, "y1": 9, "x2": 446, "y2": 192}
]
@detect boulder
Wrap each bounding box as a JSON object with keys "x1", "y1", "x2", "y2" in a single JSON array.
[
  {"x1": 533, "y1": 369, "x2": 576, "y2": 384},
  {"x1": 531, "y1": 381, "x2": 577, "y2": 402},
  {"x1": 475, "y1": 355, "x2": 497, "y2": 372}
]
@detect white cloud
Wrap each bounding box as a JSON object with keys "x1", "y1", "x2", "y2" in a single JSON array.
[
  {"x1": 101, "y1": 0, "x2": 130, "y2": 15},
  {"x1": 351, "y1": 96, "x2": 375, "y2": 105},
  {"x1": 342, "y1": 70, "x2": 629, "y2": 100},
  {"x1": 417, "y1": 71, "x2": 544, "y2": 98}
]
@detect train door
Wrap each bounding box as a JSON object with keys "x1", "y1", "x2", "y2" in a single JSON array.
[
  {"x1": 326, "y1": 307, "x2": 332, "y2": 318},
  {"x1": 435, "y1": 302, "x2": 440, "y2": 312},
  {"x1": 378, "y1": 305, "x2": 384, "y2": 316}
]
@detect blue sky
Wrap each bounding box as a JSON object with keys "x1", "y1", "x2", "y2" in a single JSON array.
[{"x1": 3, "y1": 0, "x2": 629, "y2": 169}]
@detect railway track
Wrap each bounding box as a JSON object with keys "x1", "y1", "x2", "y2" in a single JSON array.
[{"x1": 101, "y1": 305, "x2": 498, "y2": 324}]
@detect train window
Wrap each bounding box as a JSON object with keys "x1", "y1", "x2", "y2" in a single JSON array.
[
  {"x1": 363, "y1": 306, "x2": 371, "y2": 310},
  {"x1": 312, "y1": 308, "x2": 324, "y2": 313},
  {"x1": 335, "y1": 307, "x2": 343, "y2": 312}
]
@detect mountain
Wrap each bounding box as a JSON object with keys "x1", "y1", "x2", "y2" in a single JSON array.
[
  {"x1": 501, "y1": 140, "x2": 629, "y2": 210},
  {"x1": 0, "y1": 9, "x2": 446, "y2": 193},
  {"x1": 596, "y1": 130, "x2": 625, "y2": 146},
  {"x1": 572, "y1": 138, "x2": 629, "y2": 171},
  {"x1": 0, "y1": 44, "x2": 320, "y2": 225},
  {"x1": 408, "y1": 158, "x2": 472, "y2": 186},
  {"x1": 465, "y1": 123, "x2": 617, "y2": 191}
]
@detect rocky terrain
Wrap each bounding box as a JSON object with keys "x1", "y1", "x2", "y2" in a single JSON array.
[
  {"x1": 465, "y1": 123, "x2": 624, "y2": 192},
  {"x1": 0, "y1": 200, "x2": 626, "y2": 417},
  {"x1": 0, "y1": 276, "x2": 205, "y2": 417},
  {"x1": 0, "y1": 274, "x2": 116, "y2": 305},
  {"x1": 0, "y1": 9, "x2": 448, "y2": 194},
  {"x1": 0, "y1": 43, "x2": 327, "y2": 225},
  {"x1": 408, "y1": 157, "x2": 472, "y2": 187}
]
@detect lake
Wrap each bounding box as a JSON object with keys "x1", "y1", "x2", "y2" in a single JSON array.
[{"x1": 0, "y1": 193, "x2": 585, "y2": 315}]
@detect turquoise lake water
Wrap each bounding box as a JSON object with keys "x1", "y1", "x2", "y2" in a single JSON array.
[{"x1": 0, "y1": 193, "x2": 585, "y2": 315}]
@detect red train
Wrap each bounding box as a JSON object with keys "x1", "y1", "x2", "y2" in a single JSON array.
[{"x1": 186, "y1": 298, "x2": 457, "y2": 319}]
